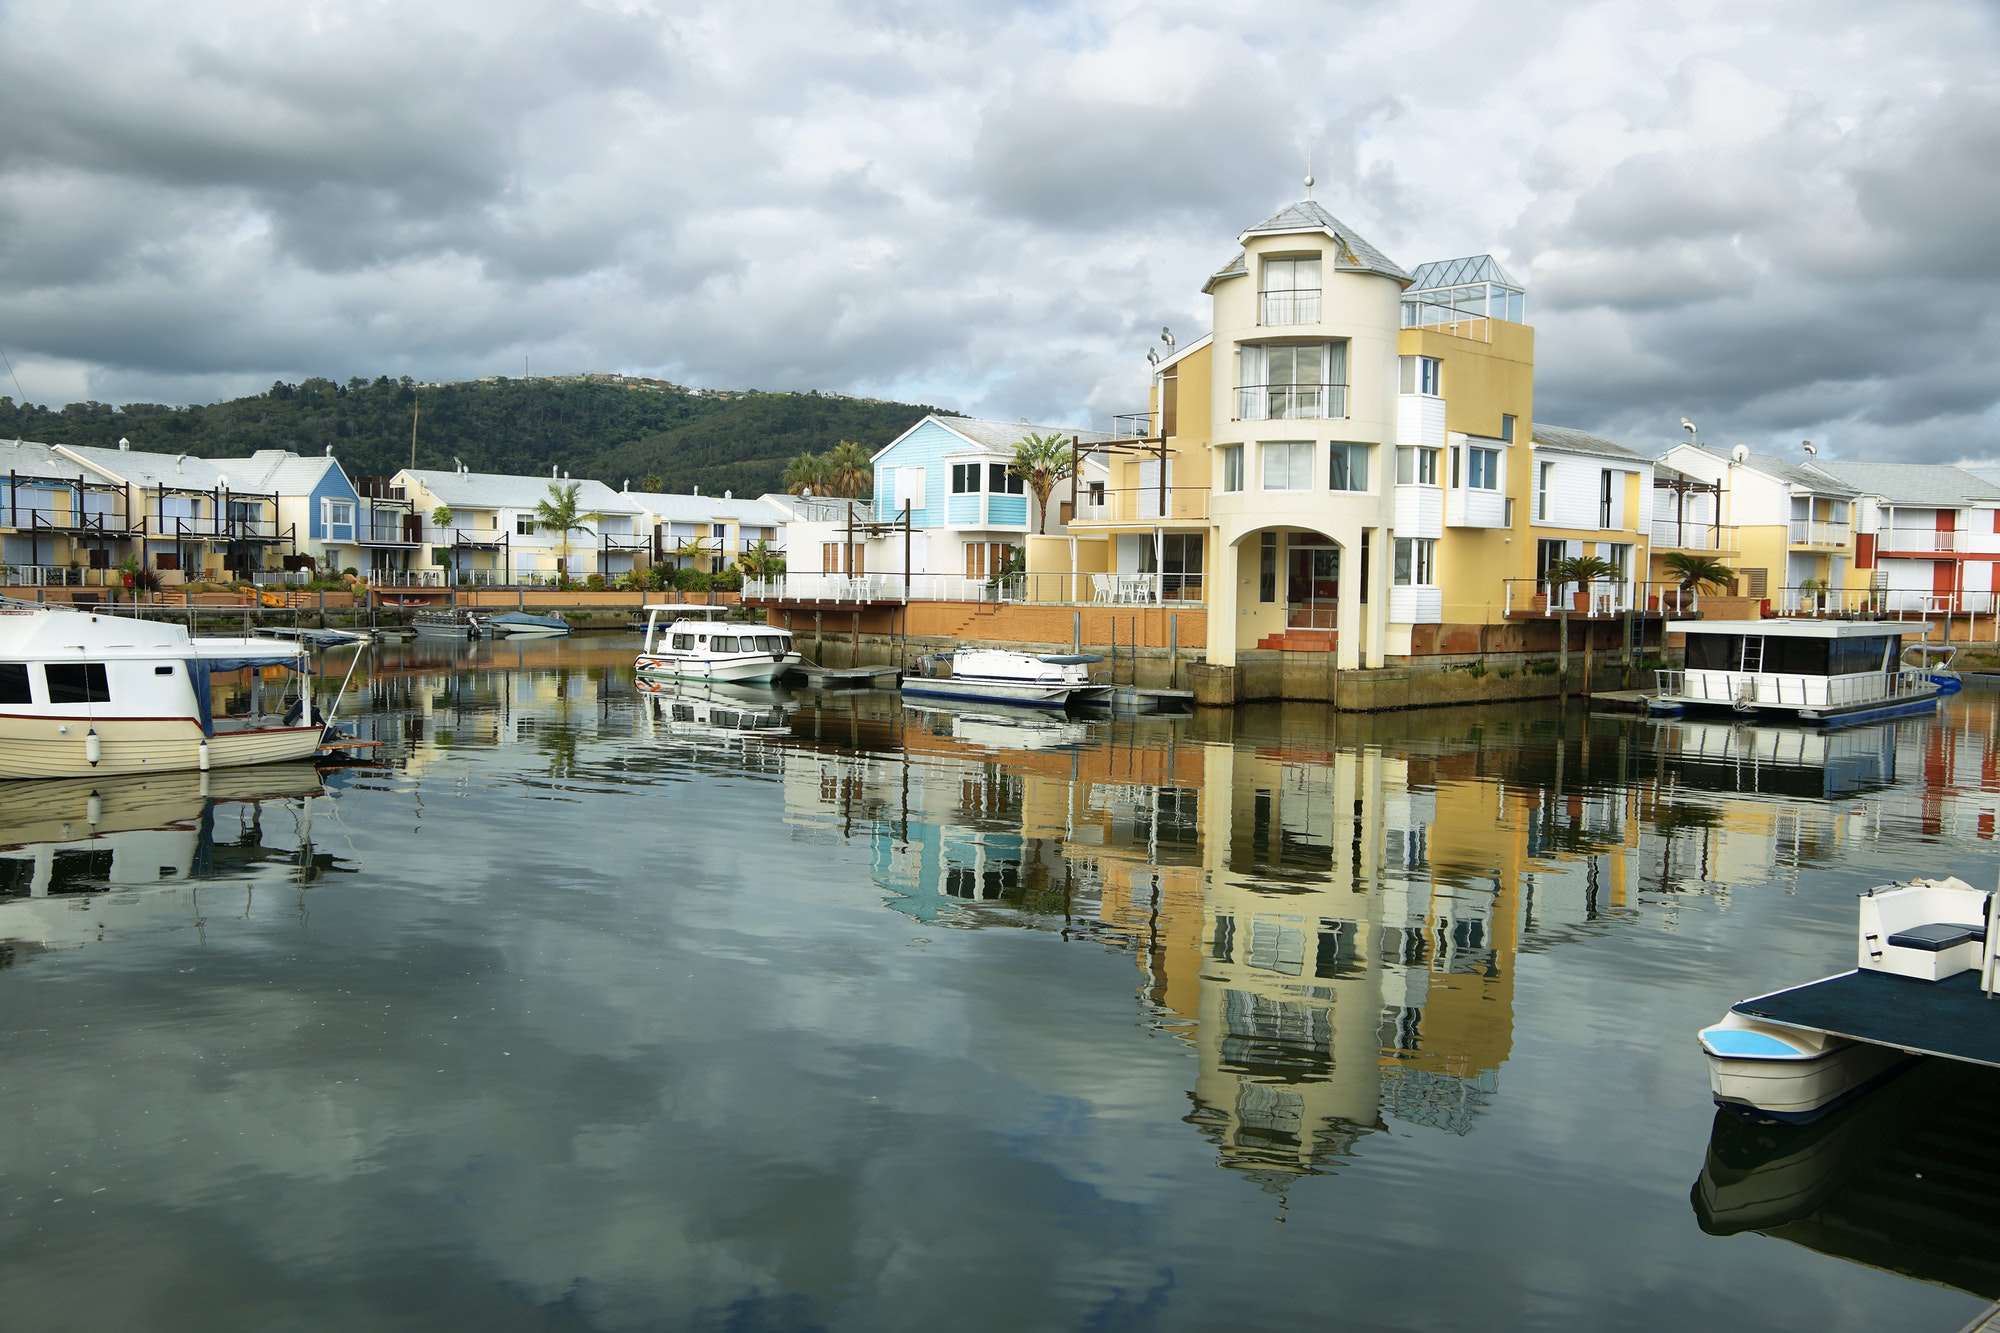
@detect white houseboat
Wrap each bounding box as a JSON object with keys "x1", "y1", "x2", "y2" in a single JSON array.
[
  {"x1": 0, "y1": 607, "x2": 345, "y2": 779},
  {"x1": 900, "y1": 648, "x2": 1113, "y2": 711},
  {"x1": 1652, "y1": 619, "x2": 1940, "y2": 727},
  {"x1": 635, "y1": 605, "x2": 800, "y2": 684}
]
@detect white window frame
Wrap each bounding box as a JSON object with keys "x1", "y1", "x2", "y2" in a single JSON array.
[
  {"x1": 1221, "y1": 444, "x2": 1244, "y2": 493},
  {"x1": 1395, "y1": 447, "x2": 1439, "y2": 486},
  {"x1": 515, "y1": 515, "x2": 537, "y2": 536},
  {"x1": 1393, "y1": 537, "x2": 1437, "y2": 586},
  {"x1": 1328, "y1": 443, "x2": 1370, "y2": 493},
  {"x1": 1537, "y1": 460, "x2": 1552, "y2": 520},
  {"x1": 322, "y1": 497, "x2": 355, "y2": 529},
  {"x1": 1467, "y1": 447, "x2": 1501, "y2": 491},
  {"x1": 1261, "y1": 441, "x2": 1314, "y2": 492},
  {"x1": 1400, "y1": 355, "x2": 1443, "y2": 397}
]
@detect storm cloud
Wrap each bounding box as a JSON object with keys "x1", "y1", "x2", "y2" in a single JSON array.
[{"x1": 0, "y1": 0, "x2": 1993, "y2": 461}]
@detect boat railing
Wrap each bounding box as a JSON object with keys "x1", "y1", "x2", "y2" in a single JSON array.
[{"x1": 1657, "y1": 667, "x2": 1936, "y2": 708}]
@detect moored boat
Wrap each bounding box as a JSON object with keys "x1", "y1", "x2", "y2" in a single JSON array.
[
  {"x1": 634, "y1": 605, "x2": 799, "y2": 683},
  {"x1": 484, "y1": 610, "x2": 571, "y2": 638},
  {"x1": 1698, "y1": 876, "x2": 2000, "y2": 1122},
  {"x1": 1652, "y1": 619, "x2": 1940, "y2": 726},
  {"x1": 0, "y1": 607, "x2": 356, "y2": 779},
  {"x1": 900, "y1": 648, "x2": 1111, "y2": 711},
  {"x1": 413, "y1": 609, "x2": 484, "y2": 640}
]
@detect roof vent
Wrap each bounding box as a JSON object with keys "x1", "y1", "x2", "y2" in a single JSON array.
[
  {"x1": 118, "y1": 437, "x2": 129, "y2": 451},
  {"x1": 724, "y1": 489, "x2": 732, "y2": 499},
  {"x1": 694, "y1": 484, "x2": 700, "y2": 496}
]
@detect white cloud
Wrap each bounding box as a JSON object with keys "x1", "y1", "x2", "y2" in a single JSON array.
[{"x1": 0, "y1": 0, "x2": 1991, "y2": 458}]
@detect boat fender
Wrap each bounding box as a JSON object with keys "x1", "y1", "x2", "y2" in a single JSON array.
[
  {"x1": 198, "y1": 739, "x2": 211, "y2": 771},
  {"x1": 85, "y1": 728, "x2": 100, "y2": 767},
  {"x1": 87, "y1": 792, "x2": 101, "y2": 826}
]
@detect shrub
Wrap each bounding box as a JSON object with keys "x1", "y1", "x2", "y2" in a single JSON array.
[
  {"x1": 1531, "y1": 660, "x2": 1559, "y2": 675},
  {"x1": 1497, "y1": 667, "x2": 1515, "y2": 679},
  {"x1": 584, "y1": 574, "x2": 606, "y2": 591},
  {"x1": 711, "y1": 567, "x2": 743, "y2": 592},
  {"x1": 1466, "y1": 661, "x2": 1488, "y2": 678}
]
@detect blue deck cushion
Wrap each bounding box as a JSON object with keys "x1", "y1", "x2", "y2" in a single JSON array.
[
  {"x1": 1886, "y1": 922, "x2": 1988, "y2": 952},
  {"x1": 1700, "y1": 1027, "x2": 1808, "y2": 1059}
]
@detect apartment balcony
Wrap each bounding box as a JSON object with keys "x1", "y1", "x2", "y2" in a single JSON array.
[
  {"x1": 423, "y1": 524, "x2": 509, "y2": 548},
  {"x1": 1788, "y1": 520, "x2": 1851, "y2": 548},
  {"x1": 1071, "y1": 485, "x2": 1210, "y2": 526},
  {"x1": 5, "y1": 507, "x2": 130, "y2": 536},
  {"x1": 1259, "y1": 288, "x2": 1322, "y2": 325},
  {"x1": 944, "y1": 493, "x2": 1030, "y2": 530},
  {"x1": 357, "y1": 518, "x2": 423, "y2": 547},
  {"x1": 1502, "y1": 579, "x2": 1687, "y2": 618},
  {"x1": 1234, "y1": 383, "x2": 1348, "y2": 421},
  {"x1": 370, "y1": 569, "x2": 448, "y2": 588},
  {"x1": 355, "y1": 477, "x2": 408, "y2": 503},
  {"x1": 1446, "y1": 486, "x2": 1506, "y2": 528},
  {"x1": 1878, "y1": 528, "x2": 1969, "y2": 554},
  {"x1": 146, "y1": 515, "x2": 288, "y2": 542},
  {"x1": 1649, "y1": 520, "x2": 1740, "y2": 553},
  {"x1": 1112, "y1": 412, "x2": 1156, "y2": 439}
]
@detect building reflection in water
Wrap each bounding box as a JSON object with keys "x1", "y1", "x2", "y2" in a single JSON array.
[{"x1": 775, "y1": 691, "x2": 2000, "y2": 1186}]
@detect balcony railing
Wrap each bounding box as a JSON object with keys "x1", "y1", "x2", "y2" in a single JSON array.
[
  {"x1": 1112, "y1": 412, "x2": 1155, "y2": 439},
  {"x1": 742, "y1": 571, "x2": 1206, "y2": 607},
  {"x1": 150, "y1": 515, "x2": 285, "y2": 540},
  {"x1": 1259, "y1": 289, "x2": 1322, "y2": 325},
  {"x1": 358, "y1": 520, "x2": 422, "y2": 546},
  {"x1": 1649, "y1": 519, "x2": 1739, "y2": 552},
  {"x1": 1878, "y1": 528, "x2": 1969, "y2": 553},
  {"x1": 370, "y1": 569, "x2": 447, "y2": 588},
  {"x1": 1503, "y1": 578, "x2": 1666, "y2": 618},
  {"x1": 1788, "y1": 520, "x2": 1851, "y2": 547},
  {"x1": 355, "y1": 478, "x2": 407, "y2": 502},
  {"x1": 1072, "y1": 485, "x2": 1211, "y2": 524},
  {"x1": 1235, "y1": 383, "x2": 1347, "y2": 421},
  {"x1": 4, "y1": 565, "x2": 113, "y2": 587}
]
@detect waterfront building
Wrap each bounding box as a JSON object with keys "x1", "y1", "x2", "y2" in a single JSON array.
[
  {"x1": 1654, "y1": 444, "x2": 1859, "y2": 608},
  {"x1": 1800, "y1": 461, "x2": 2000, "y2": 614},
  {"x1": 207, "y1": 449, "x2": 366, "y2": 578},
  {"x1": 0, "y1": 439, "x2": 129, "y2": 589},
  {"x1": 395, "y1": 467, "x2": 648, "y2": 586},
  {"x1": 623, "y1": 487, "x2": 792, "y2": 571},
  {"x1": 57, "y1": 442, "x2": 292, "y2": 585}
]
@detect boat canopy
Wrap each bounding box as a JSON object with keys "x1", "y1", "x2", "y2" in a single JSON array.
[
  {"x1": 1036, "y1": 654, "x2": 1104, "y2": 665},
  {"x1": 184, "y1": 643, "x2": 308, "y2": 738}
]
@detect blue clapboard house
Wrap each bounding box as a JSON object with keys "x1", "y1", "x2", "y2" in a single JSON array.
[{"x1": 869, "y1": 415, "x2": 1113, "y2": 583}]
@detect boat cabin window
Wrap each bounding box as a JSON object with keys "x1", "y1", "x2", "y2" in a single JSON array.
[
  {"x1": 671, "y1": 633, "x2": 695, "y2": 650},
  {"x1": 711, "y1": 635, "x2": 738, "y2": 652},
  {"x1": 758, "y1": 635, "x2": 785, "y2": 651},
  {"x1": 1684, "y1": 632, "x2": 1896, "y2": 676},
  {"x1": 154, "y1": 665, "x2": 174, "y2": 676},
  {"x1": 1832, "y1": 635, "x2": 1897, "y2": 675},
  {"x1": 45, "y1": 662, "x2": 110, "y2": 704},
  {"x1": 0, "y1": 663, "x2": 29, "y2": 705}
]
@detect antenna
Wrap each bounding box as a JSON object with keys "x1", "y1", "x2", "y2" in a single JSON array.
[
  {"x1": 1304, "y1": 147, "x2": 1314, "y2": 200},
  {"x1": 410, "y1": 392, "x2": 420, "y2": 469}
]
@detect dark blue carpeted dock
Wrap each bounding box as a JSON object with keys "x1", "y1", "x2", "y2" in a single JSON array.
[{"x1": 1735, "y1": 969, "x2": 2000, "y2": 1067}]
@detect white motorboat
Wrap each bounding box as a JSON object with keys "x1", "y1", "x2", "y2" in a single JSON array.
[
  {"x1": 0, "y1": 607, "x2": 359, "y2": 779},
  {"x1": 484, "y1": 611, "x2": 571, "y2": 638},
  {"x1": 900, "y1": 648, "x2": 1111, "y2": 711},
  {"x1": 634, "y1": 604, "x2": 800, "y2": 683},
  {"x1": 637, "y1": 677, "x2": 795, "y2": 735},
  {"x1": 1652, "y1": 619, "x2": 1940, "y2": 727},
  {"x1": 905, "y1": 702, "x2": 1091, "y2": 751},
  {"x1": 1698, "y1": 876, "x2": 1999, "y2": 1122}
]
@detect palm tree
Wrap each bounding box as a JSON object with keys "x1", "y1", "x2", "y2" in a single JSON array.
[
  {"x1": 1663, "y1": 552, "x2": 1735, "y2": 594},
  {"x1": 1008, "y1": 431, "x2": 1075, "y2": 534},
  {"x1": 640, "y1": 473, "x2": 664, "y2": 493},
  {"x1": 672, "y1": 534, "x2": 718, "y2": 572},
  {"x1": 821, "y1": 441, "x2": 874, "y2": 499},
  {"x1": 737, "y1": 539, "x2": 784, "y2": 576},
  {"x1": 531, "y1": 482, "x2": 606, "y2": 586},
  {"x1": 782, "y1": 452, "x2": 827, "y2": 496}
]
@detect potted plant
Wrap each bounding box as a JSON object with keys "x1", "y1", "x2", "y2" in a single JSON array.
[
  {"x1": 1797, "y1": 575, "x2": 1826, "y2": 613},
  {"x1": 1547, "y1": 555, "x2": 1620, "y2": 614},
  {"x1": 1661, "y1": 552, "x2": 1736, "y2": 614},
  {"x1": 117, "y1": 554, "x2": 140, "y2": 588}
]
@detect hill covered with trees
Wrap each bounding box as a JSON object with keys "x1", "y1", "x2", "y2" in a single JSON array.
[{"x1": 0, "y1": 375, "x2": 951, "y2": 495}]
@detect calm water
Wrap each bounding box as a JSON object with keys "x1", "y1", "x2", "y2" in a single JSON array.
[{"x1": 4, "y1": 636, "x2": 1998, "y2": 1331}]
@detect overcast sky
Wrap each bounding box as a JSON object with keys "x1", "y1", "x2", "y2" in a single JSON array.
[{"x1": 0, "y1": 0, "x2": 1993, "y2": 461}]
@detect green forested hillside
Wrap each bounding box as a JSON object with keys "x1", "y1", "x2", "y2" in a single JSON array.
[{"x1": 0, "y1": 376, "x2": 949, "y2": 494}]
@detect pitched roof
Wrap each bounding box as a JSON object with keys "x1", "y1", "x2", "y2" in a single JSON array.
[
  {"x1": 209, "y1": 449, "x2": 347, "y2": 496},
  {"x1": 1677, "y1": 445, "x2": 1860, "y2": 496},
  {"x1": 873, "y1": 414, "x2": 1114, "y2": 462},
  {"x1": 398, "y1": 468, "x2": 644, "y2": 515},
  {"x1": 0, "y1": 438, "x2": 97, "y2": 481},
  {"x1": 1531, "y1": 423, "x2": 1649, "y2": 464},
  {"x1": 1201, "y1": 251, "x2": 1248, "y2": 294},
  {"x1": 1235, "y1": 200, "x2": 1410, "y2": 283},
  {"x1": 1800, "y1": 461, "x2": 2000, "y2": 507},
  {"x1": 624, "y1": 491, "x2": 793, "y2": 527},
  {"x1": 57, "y1": 443, "x2": 234, "y2": 490}
]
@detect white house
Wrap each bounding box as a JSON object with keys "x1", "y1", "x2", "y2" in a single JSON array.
[
  {"x1": 623, "y1": 488, "x2": 793, "y2": 570},
  {"x1": 1806, "y1": 461, "x2": 2000, "y2": 612}
]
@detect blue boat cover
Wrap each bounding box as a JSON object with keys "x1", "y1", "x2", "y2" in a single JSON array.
[{"x1": 1700, "y1": 1027, "x2": 1805, "y2": 1058}]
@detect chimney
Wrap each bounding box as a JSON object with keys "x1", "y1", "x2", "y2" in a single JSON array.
[
  {"x1": 552, "y1": 465, "x2": 558, "y2": 478},
  {"x1": 693, "y1": 484, "x2": 700, "y2": 496},
  {"x1": 724, "y1": 489, "x2": 731, "y2": 499},
  {"x1": 118, "y1": 437, "x2": 130, "y2": 451}
]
